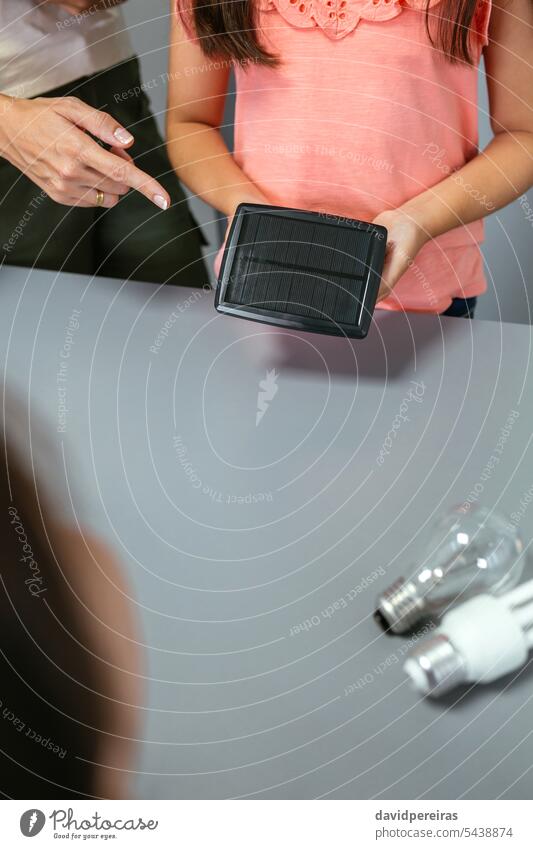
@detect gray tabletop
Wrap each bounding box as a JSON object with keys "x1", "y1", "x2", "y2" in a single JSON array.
[{"x1": 1, "y1": 265, "x2": 533, "y2": 800}]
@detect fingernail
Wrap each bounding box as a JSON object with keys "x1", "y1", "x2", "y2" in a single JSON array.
[
  {"x1": 154, "y1": 194, "x2": 169, "y2": 211},
  {"x1": 114, "y1": 127, "x2": 134, "y2": 145}
]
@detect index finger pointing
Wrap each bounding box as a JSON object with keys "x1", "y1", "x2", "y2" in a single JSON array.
[{"x1": 82, "y1": 144, "x2": 170, "y2": 210}]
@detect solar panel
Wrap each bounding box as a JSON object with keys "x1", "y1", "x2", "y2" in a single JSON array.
[{"x1": 215, "y1": 205, "x2": 387, "y2": 339}]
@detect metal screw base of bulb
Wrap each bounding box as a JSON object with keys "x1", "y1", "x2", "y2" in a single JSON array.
[
  {"x1": 376, "y1": 578, "x2": 426, "y2": 634},
  {"x1": 404, "y1": 634, "x2": 467, "y2": 697}
]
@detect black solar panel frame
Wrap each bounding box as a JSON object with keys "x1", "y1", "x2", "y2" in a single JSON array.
[{"x1": 215, "y1": 204, "x2": 387, "y2": 339}]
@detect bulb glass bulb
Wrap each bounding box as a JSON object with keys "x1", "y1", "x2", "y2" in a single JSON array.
[{"x1": 376, "y1": 504, "x2": 523, "y2": 633}]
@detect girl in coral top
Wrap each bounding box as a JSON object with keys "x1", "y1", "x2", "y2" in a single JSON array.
[{"x1": 166, "y1": 0, "x2": 533, "y2": 315}]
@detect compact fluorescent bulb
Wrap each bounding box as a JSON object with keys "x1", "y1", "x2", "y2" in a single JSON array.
[{"x1": 404, "y1": 578, "x2": 533, "y2": 697}]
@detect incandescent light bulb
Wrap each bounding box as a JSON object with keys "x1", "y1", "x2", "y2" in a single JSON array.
[{"x1": 376, "y1": 505, "x2": 523, "y2": 634}]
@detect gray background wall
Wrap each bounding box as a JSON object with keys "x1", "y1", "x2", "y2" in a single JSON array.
[{"x1": 122, "y1": 0, "x2": 532, "y2": 324}]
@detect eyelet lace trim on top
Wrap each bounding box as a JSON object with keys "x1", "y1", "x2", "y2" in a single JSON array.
[{"x1": 259, "y1": 0, "x2": 480, "y2": 41}]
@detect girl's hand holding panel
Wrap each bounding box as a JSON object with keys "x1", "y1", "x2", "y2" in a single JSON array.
[{"x1": 372, "y1": 209, "x2": 429, "y2": 304}]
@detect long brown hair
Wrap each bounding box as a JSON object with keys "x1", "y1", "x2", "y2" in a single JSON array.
[{"x1": 180, "y1": 0, "x2": 480, "y2": 66}]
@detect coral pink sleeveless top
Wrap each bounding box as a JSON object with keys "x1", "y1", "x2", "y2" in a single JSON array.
[{"x1": 227, "y1": 0, "x2": 492, "y2": 312}]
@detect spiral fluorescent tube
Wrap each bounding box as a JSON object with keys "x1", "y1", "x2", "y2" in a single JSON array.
[{"x1": 404, "y1": 578, "x2": 533, "y2": 697}]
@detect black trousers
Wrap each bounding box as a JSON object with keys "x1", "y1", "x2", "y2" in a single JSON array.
[
  {"x1": 0, "y1": 57, "x2": 208, "y2": 287},
  {"x1": 441, "y1": 296, "x2": 477, "y2": 318}
]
